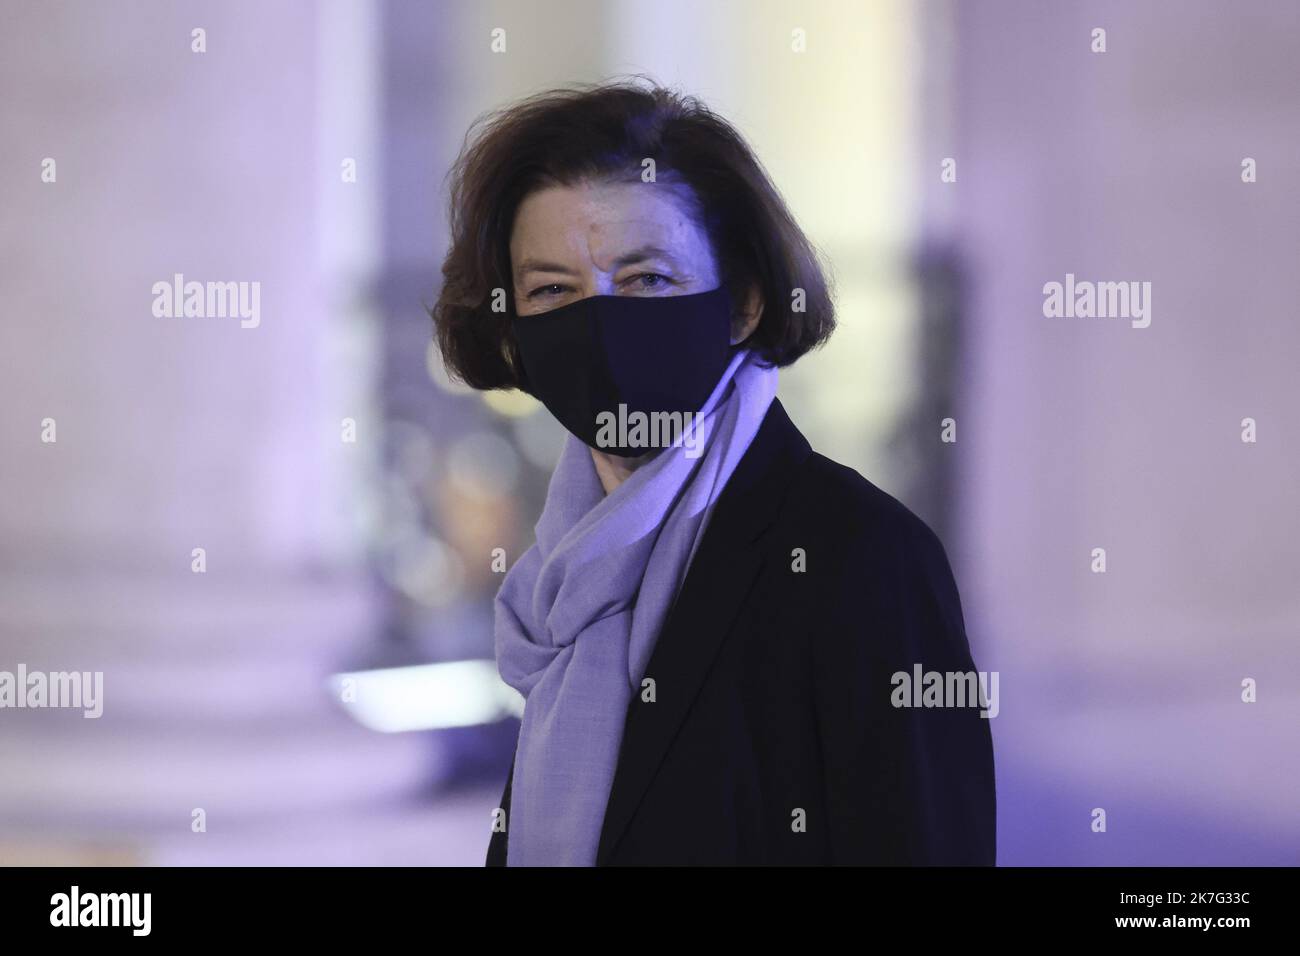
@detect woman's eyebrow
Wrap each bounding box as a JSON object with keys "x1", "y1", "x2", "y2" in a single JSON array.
[
  {"x1": 514, "y1": 257, "x2": 580, "y2": 281},
  {"x1": 610, "y1": 244, "x2": 680, "y2": 269},
  {"x1": 515, "y1": 246, "x2": 681, "y2": 282}
]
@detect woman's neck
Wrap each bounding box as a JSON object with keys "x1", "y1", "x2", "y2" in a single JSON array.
[{"x1": 590, "y1": 447, "x2": 654, "y2": 494}]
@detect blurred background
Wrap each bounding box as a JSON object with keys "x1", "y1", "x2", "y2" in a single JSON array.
[{"x1": 1, "y1": 0, "x2": 1296, "y2": 865}]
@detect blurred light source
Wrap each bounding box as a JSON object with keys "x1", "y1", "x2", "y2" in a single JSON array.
[
  {"x1": 394, "y1": 427, "x2": 437, "y2": 484},
  {"x1": 386, "y1": 531, "x2": 465, "y2": 607},
  {"x1": 425, "y1": 340, "x2": 475, "y2": 395},
  {"x1": 447, "y1": 431, "x2": 521, "y2": 498},
  {"x1": 511, "y1": 410, "x2": 567, "y2": 471},
  {"x1": 328, "y1": 660, "x2": 524, "y2": 733},
  {"x1": 377, "y1": 473, "x2": 423, "y2": 539},
  {"x1": 481, "y1": 389, "x2": 540, "y2": 417}
]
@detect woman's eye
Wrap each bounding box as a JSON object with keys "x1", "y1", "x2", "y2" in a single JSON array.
[
  {"x1": 627, "y1": 273, "x2": 671, "y2": 290},
  {"x1": 526, "y1": 283, "x2": 566, "y2": 299}
]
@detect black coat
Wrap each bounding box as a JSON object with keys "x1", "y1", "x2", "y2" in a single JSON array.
[{"x1": 486, "y1": 397, "x2": 996, "y2": 865}]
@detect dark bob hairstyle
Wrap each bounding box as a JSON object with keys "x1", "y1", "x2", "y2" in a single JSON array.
[{"x1": 431, "y1": 77, "x2": 836, "y2": 391}]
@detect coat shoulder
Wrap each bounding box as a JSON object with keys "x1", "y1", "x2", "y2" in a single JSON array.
[
  {"x1": 775, "y1": 449, "x2": 970, "y2": 661},
  {"x1": 781, "y1": 450, "x2": 951, "y2": 568},
  {"x1": 778, "y1": 453, "x2": 995, "y2": 866}
]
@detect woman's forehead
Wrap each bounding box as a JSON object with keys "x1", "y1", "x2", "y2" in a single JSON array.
[{"x1": 510, "y1": 181, "x2": 712, "y2": 272}]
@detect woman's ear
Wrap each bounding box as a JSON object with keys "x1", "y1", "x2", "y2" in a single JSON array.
[{"x1": 730, "y1": 283, "x2": 764, "y2": 345}]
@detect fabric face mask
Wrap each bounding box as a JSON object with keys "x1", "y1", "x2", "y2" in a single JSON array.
[{"x1": 509, "y1": 286, "x2": 735, "y2": 458}]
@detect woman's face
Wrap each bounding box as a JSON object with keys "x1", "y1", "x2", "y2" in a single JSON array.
[{"x1": 509, "y1": 178, "x2": 728, "y2": 319}]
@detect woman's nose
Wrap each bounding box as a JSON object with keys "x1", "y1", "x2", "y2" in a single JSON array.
[{"x1": 586, "y1": 273, "x2": 618, "y2": 297}]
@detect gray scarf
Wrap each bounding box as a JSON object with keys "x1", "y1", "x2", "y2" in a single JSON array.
[{"x1": 493, "y1": 347, "x2": 778, "y2": 865}]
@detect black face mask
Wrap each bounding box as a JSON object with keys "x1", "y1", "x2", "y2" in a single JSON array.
[{"x1": 510, "y1": 286, "x2": 735, "y2": 457}]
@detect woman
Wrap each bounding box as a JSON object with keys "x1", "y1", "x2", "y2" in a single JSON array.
[{"x1": 431, "y1": 79, "x2": 996, "y2": 866}]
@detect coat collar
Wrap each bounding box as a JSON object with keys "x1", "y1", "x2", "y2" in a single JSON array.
[{"x1": 595, "y1": 396, "x2": 812, "y2": 864}]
